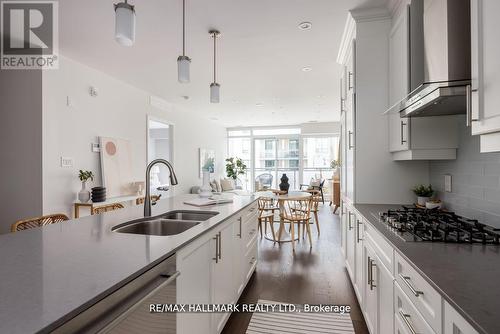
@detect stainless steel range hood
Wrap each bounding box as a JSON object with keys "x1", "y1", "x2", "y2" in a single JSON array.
[{"x1": 386, "y1": 0, "x2": 471, "y2": 117}]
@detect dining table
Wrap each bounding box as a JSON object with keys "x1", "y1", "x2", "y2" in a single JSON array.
[{"x1": 254, "y1": 190, "x2": 312, "y2": 243}]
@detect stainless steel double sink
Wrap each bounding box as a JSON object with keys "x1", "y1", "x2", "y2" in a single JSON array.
[{"x1": 112, "y1": 210, "x2": 219, "y2": 236}]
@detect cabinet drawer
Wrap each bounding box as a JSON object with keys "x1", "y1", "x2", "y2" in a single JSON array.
[
  {"x1": 242, "y1": 203, "x2": 258, "y2": 222},
  {"x1": 395, "y1": 252, "x2": 442, "y2": 334},
  {"x1": 242, "y1": 213, "x2": 258, "y2": 249},
  {"x1": 444, "y1": 300, "x2": 479, "y2": 334},
  {"x1": 364, "y1": 222, "x2": 394, "y2": 274},
  {"x1": 395, "y1": 282, "x2": 436, "y2": 334},
  {"x1": 243, "y1": 240, "x2": 258, "y2": 282}
]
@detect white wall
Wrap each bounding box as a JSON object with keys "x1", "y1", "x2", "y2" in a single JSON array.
[
  {"x1": 42, "y1": 56, "x2": 226, "y2": 217},
  {"x1": 0, "y1": 70, "x2": 43, "y2": 234}
]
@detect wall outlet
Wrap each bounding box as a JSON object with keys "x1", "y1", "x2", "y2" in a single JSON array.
[
  {"x1": 91, "y1": 143, "x2": 101, "y2": 153},
  {"x1": 60, "y1": 157, "x2": 73, "y2": 168},
  {"x1": 444, "y1": 174, "x2": 452, "y2": 192}
]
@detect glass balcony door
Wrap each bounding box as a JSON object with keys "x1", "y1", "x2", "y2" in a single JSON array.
[{"x1": 254, "y1": 137, "x2": 300, "y2": 190}]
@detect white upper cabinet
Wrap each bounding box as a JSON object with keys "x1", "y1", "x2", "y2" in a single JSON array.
[
  {"x1": 470, "y1": 0, "x2": 500, "y2": 152},
  {"x1": 387, "y1": 2, "x2": 459, "y2": 160}
]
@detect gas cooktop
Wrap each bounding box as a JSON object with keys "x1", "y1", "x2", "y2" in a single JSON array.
[{"x1": 377, "y1": 206, "x2": 500, "y2": 244}]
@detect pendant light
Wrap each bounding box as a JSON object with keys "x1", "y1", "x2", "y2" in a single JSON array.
[
  {"x1": 209, "y1": 30, "x2": 220, "y2": 103},
  {"x1": 177, "y1": 0, "x2": 191, "y2": 83},
  {"x1": 114, "y1": 0, "x2": 136, "y2": 47}
]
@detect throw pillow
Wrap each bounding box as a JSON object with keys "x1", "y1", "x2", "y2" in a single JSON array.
[
  {"x1": 220, "y1": 178, "x2": 235, "y2": 191},
  {"x1": 209, "y1": 180, "x2": 218, "y2": 192}
]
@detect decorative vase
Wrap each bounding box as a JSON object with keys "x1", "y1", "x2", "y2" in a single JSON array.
[
  {"x1": 78, "y1": 181, "x2": 91, "y2": 203},
  {"x1": 417, "y1": 196, "x2": 430, "y2": 206},
  {"x1": 279, "y1": 174, "x2": 290, "y2": 192},
  {"x1": 199, "y1": 170, "x2": 213, "y2": 198}
]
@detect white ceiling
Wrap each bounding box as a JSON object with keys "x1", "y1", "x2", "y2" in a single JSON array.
[{"x1": 59, "y1": 0, "x2": 388, "y2": 127}]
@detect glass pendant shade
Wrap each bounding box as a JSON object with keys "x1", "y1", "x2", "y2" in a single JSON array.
[
  {"x1": 210, "y1": 83, "x2": 220, "y2": 103},
  {"x1": 114, "y1": 3, "x2": 136, "y2": 47},
  {"x1": 177, "y1": 56, "x2": 191, "y2": 83}
]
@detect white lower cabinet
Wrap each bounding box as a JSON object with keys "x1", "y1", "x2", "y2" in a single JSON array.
[
  {"x1": 353, "y1": 214, "x2": 364, "y2": 307},
  {"x1": 444, "y1": 301, "x2": 479, "y2": 334},
  {"x1": 177, "y1": 203, "x2": 258, "y2": 334},
  {"x1": 345, "y1": 208, "x2": 356, "y2": 280},
  {"x1": 394, "y1": 282, "x2": 435, "y2": 334},
  {"x1": 363, "y1": 236, "x2": 394, "y2": 334}
]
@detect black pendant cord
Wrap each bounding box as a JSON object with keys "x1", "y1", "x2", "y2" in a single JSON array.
[
  {"x1": 213, "y1": 32, "x2": 216, "y2": 83},
  {"x1": 182, "y1": 0, "x2": 185, "y2": 56}
]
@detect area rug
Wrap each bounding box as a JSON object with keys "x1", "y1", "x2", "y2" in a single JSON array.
[{"x1": 246, "y1": 299, "x2": 355, "y2": 334}]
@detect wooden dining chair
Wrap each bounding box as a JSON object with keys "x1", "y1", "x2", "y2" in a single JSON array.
[
  {"x1": 11, "y1": 213, "x2": 70, "y2": 232},
  {"x1": 280, "y1": 197, "x2": 314, "y2": 252},
  {"x1": 92, "y1": 203, "x2": 124, "y2": 215},
  {"x1": 258, "y1": 197, "x2": 276, "y2": 241},
  {"x1": 135, "y1": 195, "x2": 161, "y2": 205},
  {"x1": 304, "y1": 190, "x2": 322, "y2": 236}
]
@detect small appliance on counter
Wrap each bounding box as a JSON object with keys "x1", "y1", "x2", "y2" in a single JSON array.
[
  {"x1": 91, "y1": 186, "x2": 106, "y2": 203},
  {"x1": 378, "y1": 206, "x2": 500, "y2": 244}
]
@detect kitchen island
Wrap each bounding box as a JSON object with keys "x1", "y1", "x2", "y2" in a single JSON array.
[{"x1": 0, "y1": 194, "x2": 258, "y2": 334}]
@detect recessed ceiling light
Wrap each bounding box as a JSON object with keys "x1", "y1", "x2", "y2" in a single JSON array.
[
  {"x1": 181, "y1": 95, "x2": 190, "y2": 100},
  {"x1": 301, "y1": 66, "x2": 312, "y2": 72},
  {"x1": 298, "y1": 22, "x2": 312, "y2": 30},
  {"x1": 256, "y1": 103, "x2": 264, "y2": 107}
]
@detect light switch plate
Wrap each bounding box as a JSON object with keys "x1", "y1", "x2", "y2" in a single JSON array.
[
  {"x1": 60, "y1": 157, "x2": 73, "y2": 168},
  {"x1": 91, "y1": 143, "x2": 100, "y2": 153},
  {"x1": 444, "y1": 174, "x2": 452, "y2": 192}
]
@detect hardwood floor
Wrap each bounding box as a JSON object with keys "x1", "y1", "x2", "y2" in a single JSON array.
[{"x1": 222, "y1": 205, "x2": 369, "y2": 334}]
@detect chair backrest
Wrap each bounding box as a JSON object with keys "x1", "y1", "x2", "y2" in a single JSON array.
[
  {"x1": 280, "y1": 197, "x2": 313, "y2": 222},
  {"x1": 257, "y1": 197, "x2": 277, "y2": 215},
  {"x1": 256, "y1": 173, "x2": 273, "y2": 187},
  {"x1": 92, "y1": 203, "x2": 124, "y2": 215},
  {"x1": 136, "y1": 195, "x2": 161, "y2": 205},
  {"x1": 11, "y1": 214, "x2": 69, "y2": 232},
  {"x1": 304, "y1": 190, "x2": 322, "y2": 211}
]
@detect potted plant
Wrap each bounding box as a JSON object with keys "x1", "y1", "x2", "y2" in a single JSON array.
[
  {"x1": 413, "y1": 184, "x2": 434, "y2": 206},
  {"x1": 330, "y1": 159, "x2": 340, "y2": 179},
  {"x1": 225, "y1": 157, "x2": 247, "y2": 188},
  {"x1": 78, "y1": 170, "x2": 94, "y2": 203}
]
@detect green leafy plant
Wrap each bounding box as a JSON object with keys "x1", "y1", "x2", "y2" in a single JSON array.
[
  {"x1": 413, "y1": 184, "x2": 434, "y2": 197},
  {"x1": 78, "y1": 170, "x2": 94, "y2": 183},
  {"x1": 225, "y1": 157, "x2": 247, "y2": 180}
]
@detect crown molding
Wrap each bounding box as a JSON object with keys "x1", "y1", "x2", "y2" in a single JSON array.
[
  {"x1": 350, "y1": 6, "x2": 391, "y2": 23},
  {"x1": 336, "y1": 13, "x2": 356, "y2": 64}
]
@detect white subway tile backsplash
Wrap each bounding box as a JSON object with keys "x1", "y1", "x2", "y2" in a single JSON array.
[{"x1": 429, "y1": 119, "x2": 500, "y2": 228}]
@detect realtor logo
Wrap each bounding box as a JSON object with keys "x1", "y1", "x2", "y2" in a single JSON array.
[{"x1": 1, "y1": 1, "x2": 58, "y2": 69}]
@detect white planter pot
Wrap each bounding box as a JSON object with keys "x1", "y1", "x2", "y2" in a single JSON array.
[
  {"x1": 417, "y1": 196, "x2": 430, "y2": 206},
  {"x1": 78, "y1": 181, "x2": 91, "y2": 203},
  {"x1": 199, "y1": 171, "x2": 212, "y2": 198}
]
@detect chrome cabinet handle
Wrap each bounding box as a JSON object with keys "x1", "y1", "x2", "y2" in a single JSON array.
[
  {"x1": 400, "y1": 120, "x2": 407, "y2": 145},
  {"x1": 348, "y1": 71, "x2": 353, "y2": 90},
  {"x1": 399, "y1": 274, "x2": 424, "y2": 297},
  {"x1": 399, "y1": 310, "x2": 418, "y2": 334},
  {"x1": 98, "y1": 271, "x2": 181, "y2": 333},
  {"x1": 367, "y1": 256, "x2": 372, "y2": 287},
  {"x1": 466, "y1": 84, "x2": 480, "y2": 127},
  {"x1": 356, "y1": 220, "x2": 362, "y2": 243},
  {"x1": 368, "y1": 257, "x2": 376, "y2": 290},
  {"x1": 348, "y1": 131, "x2": 354, "y2": 150},
  {"x1": 213, "y1": 234, "x2": 219, "y2": 263},
  {"x1": 218, "y1": 231, "x2": 222, "y2": 260},
  {"x1": 348, "y1": 213, "x2": 353, "y2": 230},
  {"x1": 237, "y1": 217, "x2": 242, "y2": 238}
]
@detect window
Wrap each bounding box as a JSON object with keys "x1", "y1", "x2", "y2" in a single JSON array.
[
  {"x1": 302, "y1": 136, "x2": 339, "y2": 184},
  {"x1": 226, "y1": 127, "x2": 338, "y2": 191}
]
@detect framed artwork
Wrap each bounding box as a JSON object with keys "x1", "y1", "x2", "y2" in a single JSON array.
[
  {"x1": 199, "y1": 148, "x2": 215, "y2": 178},
  {"x1": 99, "y1": 137, "x2": 135, "y2": 198}
]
